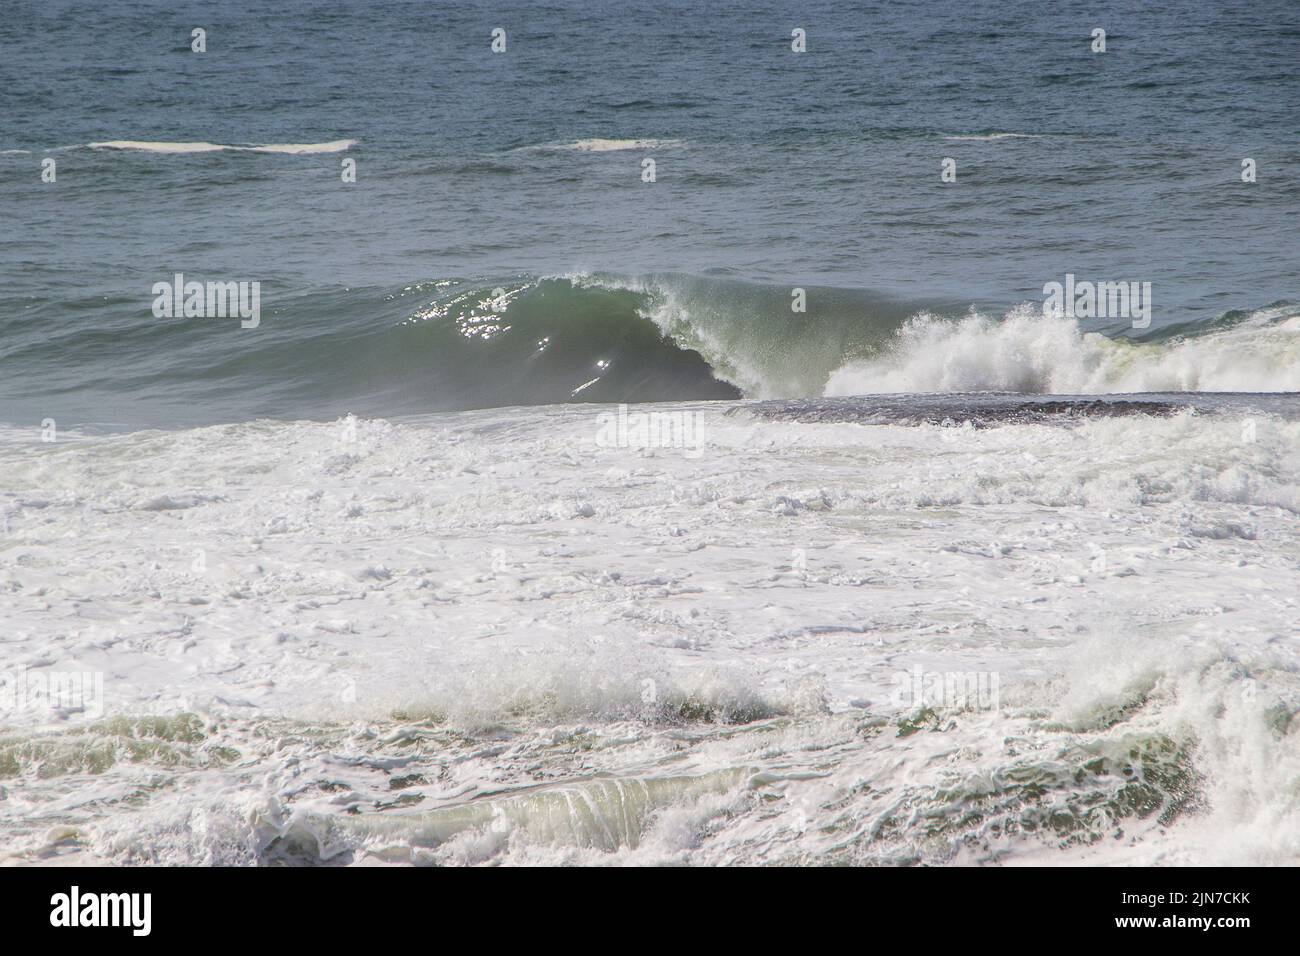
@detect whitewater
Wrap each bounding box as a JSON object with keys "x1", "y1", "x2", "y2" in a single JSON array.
[
  {"x1": 2, "y1": 0, "x2": 1296, "y2": 875},
  {"x1": 2, "y1": 387, "x2": 1297, "y2": 865}
]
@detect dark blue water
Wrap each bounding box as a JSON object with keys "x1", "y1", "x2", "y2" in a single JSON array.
[{"x1": 1, "y1": 0, "x2": 1297, "y2": 428}]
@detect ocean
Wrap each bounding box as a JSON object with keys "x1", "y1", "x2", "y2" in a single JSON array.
[{"x1": 0, "y1": 0, "x2": 1297, "y2": 866}]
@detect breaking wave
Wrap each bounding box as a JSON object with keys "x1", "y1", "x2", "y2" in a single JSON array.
[
  {"x1": 825, "y1": 303, "x2": 1300, "y2": 396},
  {"x1": 370, "y1": 276, "x2": 1298, "y2": 408},
  {"x1": 4, "y1": 272, "x2": 1295, "y2": 426}
]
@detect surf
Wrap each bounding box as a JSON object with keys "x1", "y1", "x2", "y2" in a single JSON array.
[{"x1": 2, "y1": 272, "x2": 1295, "y2": 430}]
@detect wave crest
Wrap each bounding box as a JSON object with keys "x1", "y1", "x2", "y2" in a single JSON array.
[
  {"x1": 86, "y1": 139, "x2": 357, "y2": 154},
  {"x1": 825, "y1": 304, "x2": 1300, "y2": 396},
  {"x1": 544, "y1": 138, "x2": 682, "y2": 152}
]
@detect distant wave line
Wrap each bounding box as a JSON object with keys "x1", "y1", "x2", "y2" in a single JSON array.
[
  {"x1": 535, "y1": 138, "x2": 684, "y2": 152},
  {"x1": 84, "y1": 139, "x2": 358, "y2": 155},
  {"x1": 944, "y1": 132, "x2": 1042, "y2": 142}
]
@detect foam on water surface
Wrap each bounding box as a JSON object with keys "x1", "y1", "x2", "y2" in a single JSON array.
[
  {"x1": 85, "y1": 139, "x2": 358, "y2": 154},
  {"x1": 1, "y1": 400, "x2": 1297, "y2": 865}
]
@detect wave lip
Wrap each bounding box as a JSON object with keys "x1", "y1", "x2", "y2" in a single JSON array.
[{"x1": 85, "y1": 139, "x2": 357, "y2": 154}]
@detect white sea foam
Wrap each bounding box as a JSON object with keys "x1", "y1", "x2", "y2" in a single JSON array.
[
  {"x1": 826, "y1": 304, "x2": 1300, "y2": 395},
  {"x1": 1, "y1": 404, "x2": 1296, "y2": 865},
  {"x1": 86, "y1": 139, "x2": 357, "y2": 154},
  {"x1": 245, "y1": 140, "x2": 358, "y2": 154},
  {"x1": 547, "y1": 138, "x2": 682, "y2": 152},
  {"x1": 944, "y1": 132, "x2": 1042, "y2": 141},
  {"x1": 88, "y1": 141, "x2": 228, "y2": 153}
]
